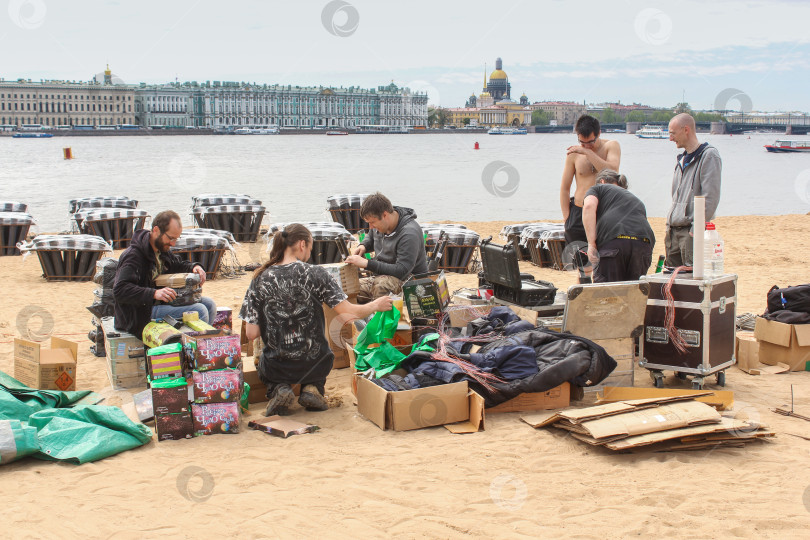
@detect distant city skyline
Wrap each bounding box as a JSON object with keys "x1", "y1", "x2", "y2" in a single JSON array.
[{"x1": 2, "y1": 0, "x2": 809, "y2": 112}]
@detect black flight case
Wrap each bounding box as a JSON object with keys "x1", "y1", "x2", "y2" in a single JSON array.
[
  {"x1": 479, "y1": 238, "x2": 556, "y2": 307},
  {"x1": 638, "y1": 272, "x2": 737, "y2": 389}
]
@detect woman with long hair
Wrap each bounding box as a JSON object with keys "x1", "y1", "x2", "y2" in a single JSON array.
[{"x1": 240, "y1": 223, "x2": 392, "y2": 416}]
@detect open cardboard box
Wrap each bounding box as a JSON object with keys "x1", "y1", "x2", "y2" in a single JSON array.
[
  {"x1": 14, "y1": 337, "x2": 78, "y2": 391},
  {"x1": 355, "y1": 375, "x2": 484, "y2": 433},
  {"x1": 754, "y1": 316, "x2": 810, "y2": 371}
]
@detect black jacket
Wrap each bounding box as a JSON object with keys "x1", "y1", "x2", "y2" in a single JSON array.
[{"x1": 113, "y1": 229, "x2": 196, "y2": 337}]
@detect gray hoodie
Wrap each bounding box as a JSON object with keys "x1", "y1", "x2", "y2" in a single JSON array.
[
  {"x1": 360, "y1": 206, "x2": 428, "y2": 280},
  {"x1": 666, "y1": 142, "x2": 722, "y2": 230}
]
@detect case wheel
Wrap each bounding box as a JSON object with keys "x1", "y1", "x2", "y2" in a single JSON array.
[
  {"x1": 692, "y1": 379, "x2": 704, "y2": 390},
  {"x1": 650, "y1": 370, "x2": 665, "y2": 388},
  {"x1": 716, "y1": 371, "x2": 726, "y2": 387},
  {"x1": 676, "y1": 372, "x2": 689, "y2": 381}
]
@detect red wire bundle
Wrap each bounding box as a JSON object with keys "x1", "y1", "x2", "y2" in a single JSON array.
[{"x1": 663, "y1": 267, "x2": 691, "y2": 354}]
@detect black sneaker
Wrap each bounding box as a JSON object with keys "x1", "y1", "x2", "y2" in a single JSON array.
[
  {"x1": 298, "y1": 384, "x2": 328, "y2": 411},
  {"x1": 265, "y1": 384, "x2": 295, "y2": 416}
]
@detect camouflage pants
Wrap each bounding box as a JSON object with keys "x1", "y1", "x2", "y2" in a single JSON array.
[{"x1": 357, "y1": 275, "x2": 403, "y2": 304}]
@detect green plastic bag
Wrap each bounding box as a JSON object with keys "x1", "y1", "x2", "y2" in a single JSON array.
[
  {"x1": 353, "y1": 307, "x2": 406, "y2": 377},
  {"x1": 240, "y1": 382, "x2": 250, "y2": 413},
  {"x1": 354, "y1": 342, "x2": 406, "y2": 377},
  {"x1": 354, "y1": 305, "x2": 400, "y2": 351},
  {"x1": 411, "y1": 333, "x2": 439, "y2": 353}
]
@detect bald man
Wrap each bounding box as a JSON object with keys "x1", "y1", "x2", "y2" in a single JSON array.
[{"x1": 665, "y1": 113, "x2": 722, "y2": 267}]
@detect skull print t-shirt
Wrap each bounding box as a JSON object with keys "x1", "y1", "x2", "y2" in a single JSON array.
[{"x1": 240, "y1": 261, "x2": 346, "y2": 385}]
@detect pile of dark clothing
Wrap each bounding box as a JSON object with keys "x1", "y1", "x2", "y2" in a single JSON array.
[
  {"x1": 371, "y1": 307, "x2": 617, "y2": 407},
  {"x1": 762, "y1": 284, "x2": 810, "y2": 324}
]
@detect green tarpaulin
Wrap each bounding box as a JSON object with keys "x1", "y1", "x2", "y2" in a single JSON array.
[{"x1": 0, "y1": 370, "x2": 152, "y2": 465}]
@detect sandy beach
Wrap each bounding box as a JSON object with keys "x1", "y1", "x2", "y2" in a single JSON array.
[{"x1": 2, "y1": 214, "x2": 810, "y2": 539}]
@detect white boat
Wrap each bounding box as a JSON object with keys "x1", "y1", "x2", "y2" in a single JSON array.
[
  {"x1": 488, "y1": 127, "x2": 527, "y2": 135},
  {"x1": 234, "y1": 125, "x2": 279, "y2": 135},
  {"x1": 636, "y1": 125, "x2": 668, "y2": 139},
  {"x1": 326, "y1": 131, "x2": 349, "y2": 136},
  {"x1": 764, "y1": 140, "x2": 810, "y2": 153}
]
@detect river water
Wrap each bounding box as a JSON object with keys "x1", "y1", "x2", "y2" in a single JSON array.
[{"x1": 2, "y1": 132, "x2": 809, "y2": 231}]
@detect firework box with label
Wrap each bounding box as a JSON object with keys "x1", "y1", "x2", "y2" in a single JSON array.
[
  {"x1": 151, "y1": 376, "x2": 192, "y2": 415},
  {"x1": 14, "y1": 337, "x2": 78, "y2": 391},
  {"x1": 754, "y1": 316, "x2": 810, "y2": 371},
  {"x1": 181, "y1": 331, "x2": 241, "y2": 371},
  {"x1": 191, "y1": 402, "x2": 241, "y2": 435},
  {"x1": 184, "y1": 318, "x2": 217, "y2": 333},
  {"x1": 321, "y1": 262, "x2": 360, "y2": 295},
  {"x1": 155, "y1": 412, "x2": 195, "y2": 441},
  {"x1": 402, "y1": 271, "x2": 450, "y2": 319},
  {"x1": 212, "y1": 307, "x2": 233, "y2": 333},
  {"x1": 354, "y1": 375, "x2": 484, "y2": 432},
  {"x1": 192, "y1": 368, "x2": 243, "y2": 404},
  {"x1": 146, "y1": 342, "x2": 184, "y2": 380}
]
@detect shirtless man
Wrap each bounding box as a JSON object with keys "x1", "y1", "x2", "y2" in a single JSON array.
[{"x1": 560, "y1": 115, "x2": 622, "y2": 247}]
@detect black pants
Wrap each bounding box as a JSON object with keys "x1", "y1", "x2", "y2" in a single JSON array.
[
  {"x1": 564, "y1": 198, "x2": 587, "y2": 245},
  {"x1": 593, "y1": 238, "x2": 653, "y2": 283}
]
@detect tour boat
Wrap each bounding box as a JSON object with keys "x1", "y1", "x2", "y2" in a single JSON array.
[
  {"x1": 487, "y1": 127, "x2": 527, "y2": 135},
  {"x1": 12, "y1": 132, "x2": 53, "y2": 138},
  {"x1": 763, "y1": 140, "x2": 810, "y2": 153},
  {"x1": 635, "y1": 125, "x2": 668, "y2": 139},
  {"x1": 326, "y1": 131, "x2": 348, "y2": 136}
]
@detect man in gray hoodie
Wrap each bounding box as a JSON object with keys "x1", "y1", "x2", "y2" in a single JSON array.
[
  {"x1": 345, "y1": 192, "x2": 428, "y2": 304},
  {"x1": 665, "y1": 113, "x2": 722, "y2": 267}
]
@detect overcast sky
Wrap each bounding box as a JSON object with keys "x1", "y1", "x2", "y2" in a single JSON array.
[{"x1": 2, "y1": 0, "x2": 808, "y2": 111}]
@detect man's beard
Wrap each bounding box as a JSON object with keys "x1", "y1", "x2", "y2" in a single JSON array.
[{"x1": 155, "y1": 236, "x2": 170, "y2": 252}]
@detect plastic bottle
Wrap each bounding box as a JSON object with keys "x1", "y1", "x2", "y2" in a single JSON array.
[
  {"x1": 704, "y1": 222, "x2": 724, "y2": 278},
  {"x1": 655, "y1": 255, "x2": 665, "y2": 273}
]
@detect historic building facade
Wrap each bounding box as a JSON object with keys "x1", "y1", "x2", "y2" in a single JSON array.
[
  {"x1": 530, "y1": 101, "x2": 588, "y2": 125},
  {"x1": 0, "y1": 66, "x2": 135, "y2": 127},
  {"x1": 186, "y1": 81, "x2": 427, "y2": 128},
  {"x1": 134, "y1": 85, "x2": 193, "y2": 127}
]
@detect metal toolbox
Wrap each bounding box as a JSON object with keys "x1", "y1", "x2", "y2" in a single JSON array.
[
  {"x1": 639, "y1": 273, "x2": 737, "y2": 389},
  {"x1": 562, "y1": 281, "x2": 649, "y2": 391},
  {"x1": 479, "y1": 238, "x2": 556, "y2": 307}
]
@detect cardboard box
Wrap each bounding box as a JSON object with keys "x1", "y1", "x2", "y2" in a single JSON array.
[
  {"x1": 182, "y1": 332, "x2": 241, "y2": 371},
  {"x1": 155, "y1": 412, "x2": 194, "y2": 441},
  {"x1": 355, "y1": 375, "x2": 484, "y2": 432},
  {"x1": 487, "y1": 383, "x2": 570, "y2": 413},
  {"x1": 192, "y1": 368, "x2": 243, "y2": 404},
  {"x1": 403, "y1": 271, "x2": 450, "y2": 319},
  {"x1": 446, "y1": 304, "x2": 538, "y2": 328},
  {"x1": 152, "y1": 383, "x2": 192, "y2": 415},
  {"x1": 191, "y1": 402, "x2": 241, "y2": 435},
  {"x1": 146, "y1": 343, "x2": 184, "y2": 380},
  {"x1": 242, "y1": 359, "x2": 268, "y2": 404},
  {"x1": 239, "y1": 321, "x2": 255, "y2": 358},
  {"x1": 735, "y1": 331, "x2": 761, "y2": 373},
  {"x1": 321, "y1": 263, "x2": 360, "y2": 295},
  {"x1": 754, "y1": 316, "x2": 810, "y2": 371},
  {"x1": 323, "y1": 293, "x2": 357, "y2": 369},
  {"x1": 14, "y1": 337, "x2": 78, "y2": 391}
]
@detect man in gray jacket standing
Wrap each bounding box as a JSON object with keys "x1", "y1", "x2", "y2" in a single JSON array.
[
  {"x1": 665, "y1": 113, "x2": 722, "y2": 267},
  {"x1": 345, "y1": 192, "x2": 428, "y2": 303}
]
